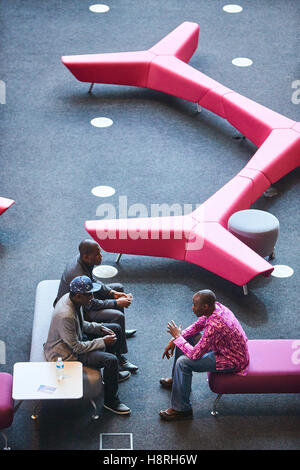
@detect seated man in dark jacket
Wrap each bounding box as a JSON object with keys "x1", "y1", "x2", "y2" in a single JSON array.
[
  {"x1": 54, "y1": 239, "x2": 138, "y2": 373},
  {"x1": 44, "y1": 276, "x2": 131, "y2": 415}
]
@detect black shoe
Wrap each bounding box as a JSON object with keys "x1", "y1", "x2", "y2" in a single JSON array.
[
  {"x1": 119, "y1": 356, "x2": 139, "y2": 373},
  {"x1": 104, "y1": 400, "x2": 131, "y2": 415},
  {"x1": 159, "y1": 408, "x2": 193, "y2": 421},
  {"x1": 125, "y1": 329, "x2": 137, "y2": 338},
  {"x1": 160, "y1": 377, "x2": 173, "y2": 389},
  {"x1": 118, "y1": 371, "x2": 131, "y2": 383}
]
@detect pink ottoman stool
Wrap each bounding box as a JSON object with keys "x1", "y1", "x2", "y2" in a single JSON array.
[
  {"x1": 0, "y1": 373, "x2": 14, "y2": 449},
  {"x1": 207, "y1": 340, "x2": 300, "y2": 415}
]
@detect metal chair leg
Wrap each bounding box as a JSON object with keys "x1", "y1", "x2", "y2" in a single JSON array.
[
  {"x1": 233, "y1": 133, "x2": 245, "y2": 140},
  {"x1": 197, "y1": 103, "x2": 202, "y2": 112},
  {"x1": 263, "y1": 186, "x2": 278, "y2": 198},
  {"x1": 88, "y1": 82, "x2": 94, "y2": 94},
  {"x1": 269, "y1": 250, "x2": 275, "y2": 260},
  {"x1": 31, "y1": 402, "x2": 39, "y2": 420},
  {"x1": 243, "y1": 284, "x2": 249, "y2": 295},
  {"x1": 1, "y1": 431, "x2": 10, "y2": 450},
  {"x1": 90, "y1": 399, "x2": 99, "y2": 420},
  {"x1": 115, "y1": 253, "x2": 122, "y2": 263},
  {"x1": 13, "y1": 399, "x2": 23, "y2": 413},
  {"x1": 211, "y1": 393, "x2": 222, "y2": 416}
]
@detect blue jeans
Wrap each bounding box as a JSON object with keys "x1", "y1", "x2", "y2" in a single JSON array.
[{"x1": 171, "y1": 337, "x2": 234, "y2": 411}]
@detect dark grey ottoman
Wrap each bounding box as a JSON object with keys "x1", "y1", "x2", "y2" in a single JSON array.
[{"x1": 228, "y1": 209, "x2": 279, "y2": 259}]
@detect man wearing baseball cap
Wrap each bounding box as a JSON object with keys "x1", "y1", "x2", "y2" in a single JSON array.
[{"x1": 44, "y1": 275, "x2": 131, "y2": 415}]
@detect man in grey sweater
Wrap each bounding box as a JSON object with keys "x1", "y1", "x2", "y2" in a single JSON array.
[
  {"x1": 54, "y1": 239, "x2": 138, "y2": 373},
  {"x1": 44, "y1": 276, "x2": 131, "y2": 415}
]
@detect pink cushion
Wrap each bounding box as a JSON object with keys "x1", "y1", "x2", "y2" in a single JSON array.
[
  {"x1": 185, "y1": 223, "x2": 273, "y2": 285},
  {"x1": 62, "y1": 51, "x2": 155, "y2": 87},
  {"x1": 85, "y1": 216, "x2": 197, "y2": 261},
  {"x1": 198, "y1": 86, "x2": 232, "y2": 118},
  {"x1": 191, "y1": 176, "x2": 254, "y2": 226},
  {"x1": 237, "y1": 168, "x2": 270, "y2": 203},
  {"x1": 0, "y1": 373, "x2": 14, "y2": 429},
  {"x1": 292, "y1": 122, "x2": 300, "y2": 134},
  {"x1": 222, "y1": 92, "x2": 295, "y2": 147},
  {"x1": 0, "y1": 197, "x2": 15, "y2": 216},
  {"x1": 245, "y1": 129, "x2": 300, "y2": 184},
  {"x1": 149, "y1": 21, "x2": 200, "y2": 63},
  {"x1": 208, "y1": 340, "x2": 300, "y2": 394},
  {"x1": 148, "y1": 56, "x2": 220, "y2": 103}
]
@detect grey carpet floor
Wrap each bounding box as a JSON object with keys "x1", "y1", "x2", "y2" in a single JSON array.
[{"x1": 0, "y1": 0, "x2": 299, "y2": 451}]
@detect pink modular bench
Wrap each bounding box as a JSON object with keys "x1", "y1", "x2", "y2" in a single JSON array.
[
  {"x1": 62, "y1": 22, "x2": 300, "y2": 289},
  {"x1": 0, "y1": 197, "x2": 14, "y2": 216},
  {"x1": 0, "y1": 373, "x2": 14, "y2": 450},
  {"x1": 207, "y1": 340, "x2": 300, "y2": 416}
]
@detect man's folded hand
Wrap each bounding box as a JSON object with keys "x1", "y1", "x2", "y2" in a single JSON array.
[{"x1": 103, "y1": 334, "x2": 117, "y2": 345}]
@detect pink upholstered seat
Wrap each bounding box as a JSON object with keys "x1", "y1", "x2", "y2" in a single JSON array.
[
  {"x1": 245, "y1": 129, "x2": 300, "y2": 184},
  {"x1": 62, "y1": 50, "x2": 155, "y2": 87},
  {"x1": 292, "y1": 122, "x2": 300, "y2": 134},
  {"x1": 208, "y1": 340, "x2": 300, "y2": 395},
  {"x1": 85, "y1": 215, "x2": 197, "y2": 261},
  {"x1": 237, "y1": 168, "x2": 271, "y2": 204},
  {"x1": 0, "y1": 197, "x2": 14, "y2": 216},
  {"x1": 185, "y1": 223, "x2": 273, "y2": 285},
  {"x1": 191, "y1": 175, "x2": 254, "y2": 226},
  {"x1": 61, "y1": 21, "x2": 200, "y2": 88},
  {"x1": 149, "y1": 22, "x2": 199, "y2": 63},
  {"x1": 63, "y1": 22, "x2": 300, "y2": 287},
  {"x1": 148, "y1": 56, "x2": 221, "y2": 103},
  {"x1": 222, "y1": 92, "x2": 295, "y2": 147},
  {"x1": 0, "y1": 373, "x2": 14, "y2": 430},
  {"x1": 198, "y1": 84, "x2": 232, "y2": 118}
]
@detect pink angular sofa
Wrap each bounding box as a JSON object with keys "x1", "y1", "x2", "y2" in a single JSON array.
[
  {"x1": 62, "y1": 22, "x2": 300, "y2": 288},
  {"x1": 0, "y1": 197, "x2": 14, "y2": 216},
  {"x1": 207, "y1": 339, "x2": 300, "y2": 415},
  {"x1": 0, "y1": 373, "x2": 14, "y2": 450}
]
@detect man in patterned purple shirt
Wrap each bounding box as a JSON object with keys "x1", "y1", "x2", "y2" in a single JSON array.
[{"x1": 159, "y1": 289, "x2": 249, "y2": 421}]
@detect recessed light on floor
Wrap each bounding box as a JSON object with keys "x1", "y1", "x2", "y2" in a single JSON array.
[
  {"x1": 93, "y1": 265, "x2": 118, "y2": 279},
  {"x1": 90, "y1": 117, "x2": 113, "y2": 128},
  {"x1": 223, "y1": 4, "x2": 243, "y2": 13},
  {"x1": 89, "y1": 4, "x2": 110, "y2": 13},
  {"x1": 271, "y1": 265, "x2": 294, "y2": 278},
  {"x1": 232, "y1": 57, "x2": 253, "y2": 67},
  {"x1": 91, "y1": 185, "x2": 116, "y2": 197}
]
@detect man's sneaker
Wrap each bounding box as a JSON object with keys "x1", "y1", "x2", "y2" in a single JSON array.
[
  {"x1": 125, "y1": 329, "x2": 137, "y2": 338},
  {"x1": 119, "y1": 355, "x2": 139, "y2": 373},
  {"x1": 104, "y1": 400, "x2": 131, "y2": 415},
  {"x1": 118, "y1": 371, "x2": 131, "y2": 383}
]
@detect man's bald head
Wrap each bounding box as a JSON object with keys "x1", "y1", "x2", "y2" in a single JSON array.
[
  {"x1": 78, "y1": 239, "x2": 102, "y2": 266},
  {"x1": 192, "y1": 289, "x2": 216, "y2": 317},
  {"x1": 78, "y1": 239, "x2": 99, "y2": 257},
  {"x1": 194, "y1": 289, "x2": 216, "y2": 307}
]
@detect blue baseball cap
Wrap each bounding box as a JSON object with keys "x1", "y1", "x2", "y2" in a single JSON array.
[{"x1": 69, "y1": 275, "x2": 101, "y2": 295}]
